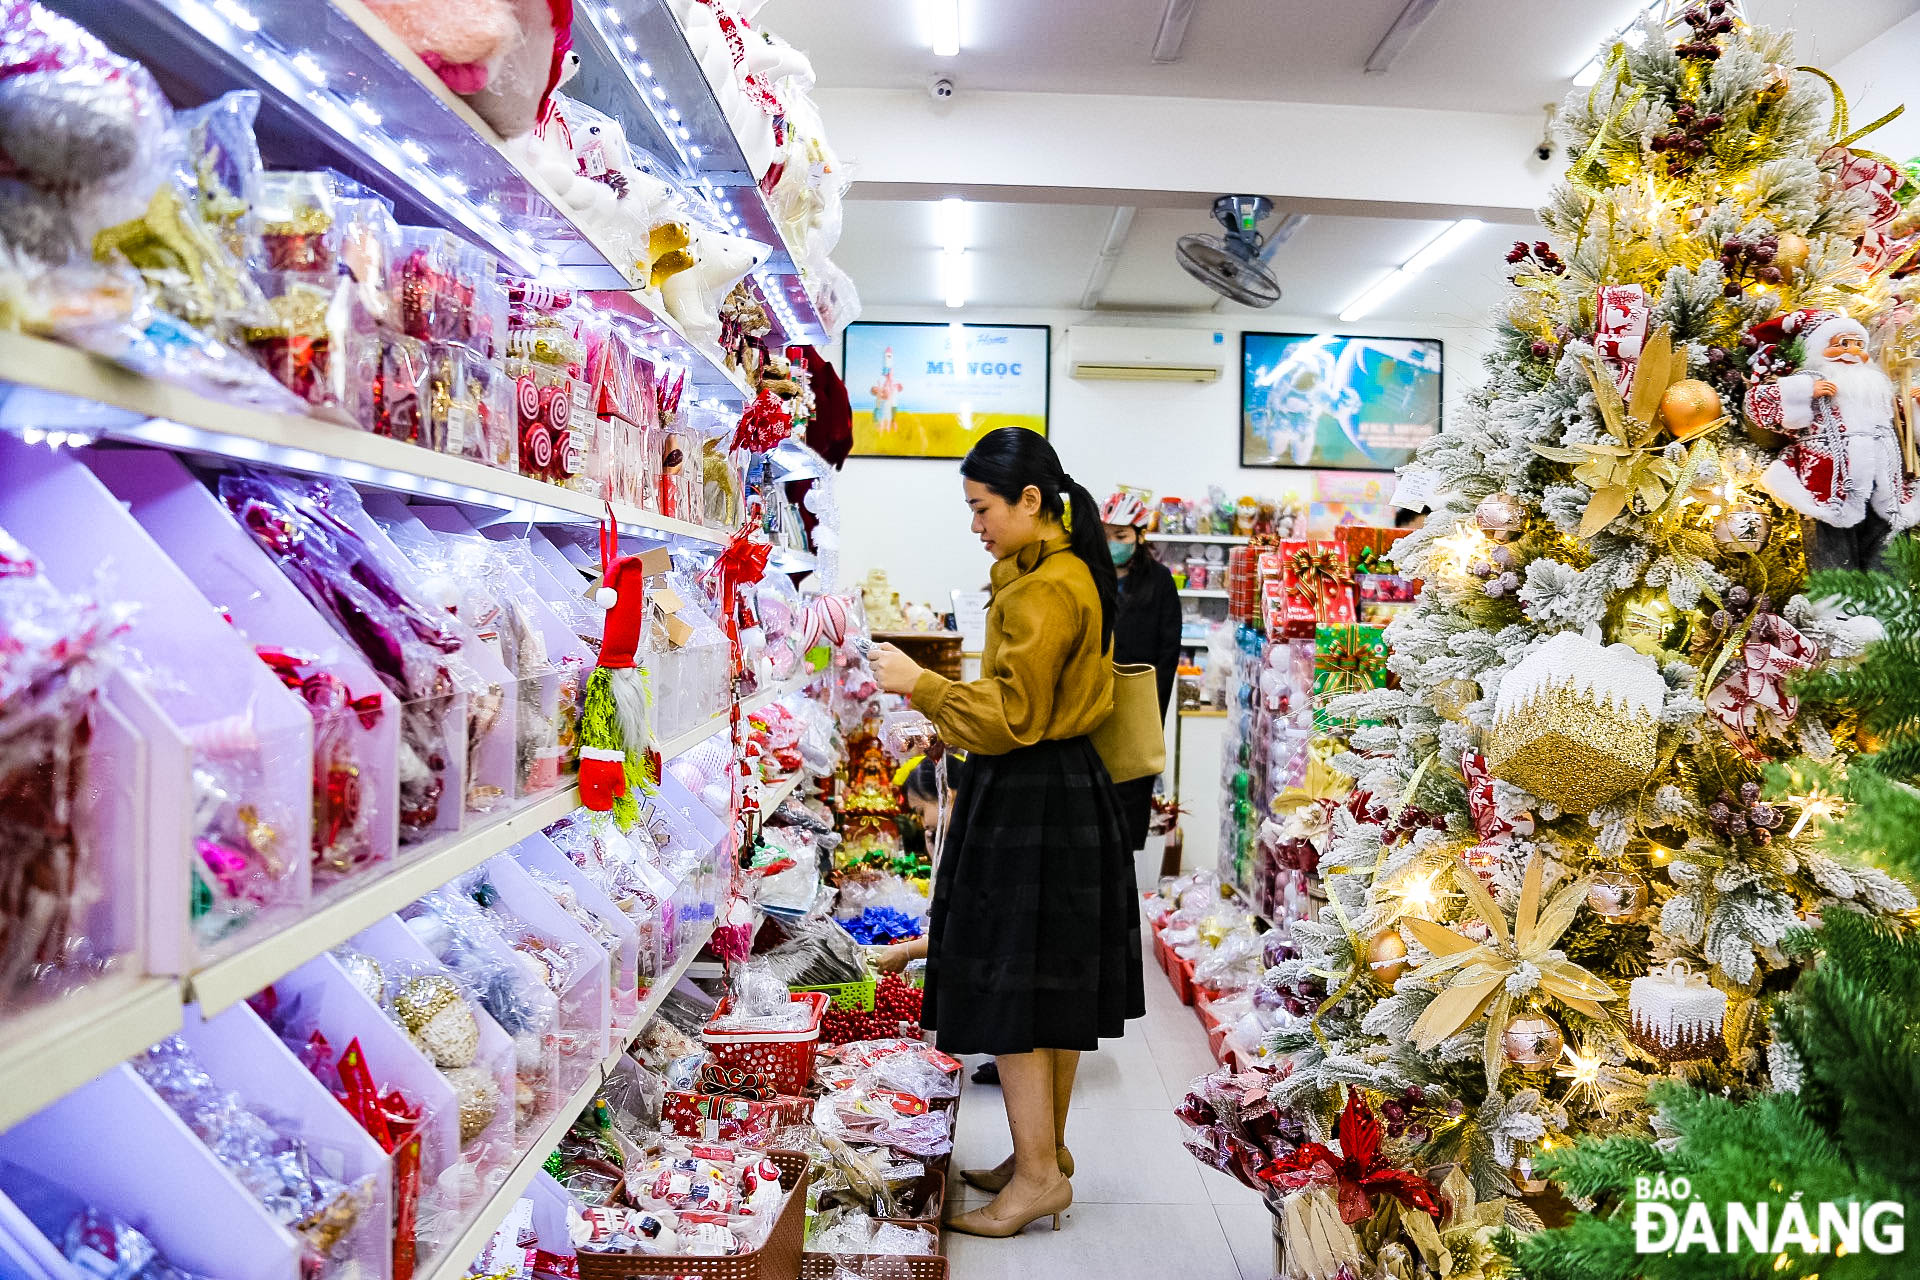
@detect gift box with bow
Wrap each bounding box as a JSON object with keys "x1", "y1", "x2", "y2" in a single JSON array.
[
  {"x1": 1312, "y1": 624, "x2": 1387, "y2": 731},
  {"x1": 1277, "y1": 540, "x2": 1356, "y2": 638}
]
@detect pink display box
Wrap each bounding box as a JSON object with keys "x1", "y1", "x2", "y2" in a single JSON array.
[
  {"x1": 478, "y1": 851, "x2": 614, "y2": 1071},
  {"x1": 354, "y1": 495, "x2": 518, "y2": 814},
  {"x1": 88, "y1": 449, "x2": 402, "y2": 885},
  {"x1": 179, "y1": 1000, "x2": 394, "y2": 1280},
  {"x1": 350, "y1": 915, "x2": 518, "y2": 1195},
  {"x1": 513, "y1": 833, "x2": 644, "y2": 1024},
  {"x1": 0, "y1": 1064, "x2": 305, "y2": 1280},
  {"x1": 0, "y1": 438, "x2": 314, "y2": 965}
]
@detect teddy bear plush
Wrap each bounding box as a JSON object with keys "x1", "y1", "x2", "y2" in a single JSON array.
[
  {"x1": 361, "y1": 0, "x2": 518, "y2": 97},
  {"x1": 466, "y1": 0, "x2": 575, "y2": 139},
  {"x1": 662, "y1": 225, "x2": 769, "y2": 350}
]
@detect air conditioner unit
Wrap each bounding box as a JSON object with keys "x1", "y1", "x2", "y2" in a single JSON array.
[{"x1": 1066, "y1": 326, "x2": 1227, "y2": 382}]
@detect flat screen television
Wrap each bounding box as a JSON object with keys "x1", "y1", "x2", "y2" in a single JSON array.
[{"x1": 1241, "y1": 332, "x2": 1442, "y2": 469}]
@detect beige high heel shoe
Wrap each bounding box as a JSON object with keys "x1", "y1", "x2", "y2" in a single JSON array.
[
  {"x1": 959, "y1": 1146, "x2": 1075, "y2": 1193},
  {"x1": 944, "y1": 1176, "x2": 1073, "y2": 1237}
]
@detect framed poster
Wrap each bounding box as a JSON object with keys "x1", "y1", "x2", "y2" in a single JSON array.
[
  {"x1": 1241, "y1": 332, "x2": 1442, "y2": 469},
  {"x1": 843, "y1": 321, "x2": 1050, "y2": 458}
]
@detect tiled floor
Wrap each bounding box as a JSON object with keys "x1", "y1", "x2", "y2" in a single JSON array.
[{"x1": 942, "y1": 845, "x2": 1273, "y2": 1280}]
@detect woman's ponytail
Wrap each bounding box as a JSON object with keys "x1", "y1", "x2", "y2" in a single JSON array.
[
  {"x1": 1060, "y1": 475, "x2": 1117, "y2": 649},
  {"x1": 959, "y1": 427, "x2": 1116, "y2": 649}
]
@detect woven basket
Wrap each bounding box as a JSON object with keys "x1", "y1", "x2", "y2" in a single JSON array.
[
  {"x1": 577, "y1": 1150, "x2": 810, "y2": 1280},
  {"x1": 801, "y1": 1254, "x2": 948, "y2": 1280}
]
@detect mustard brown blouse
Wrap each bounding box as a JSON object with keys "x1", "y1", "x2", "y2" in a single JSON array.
[{"x1": 909, "y1": 533, "x2": 1114, "y2": 756}]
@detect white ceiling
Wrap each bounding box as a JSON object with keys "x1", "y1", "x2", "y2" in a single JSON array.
[
  {"x1": 795, "y1": 0, "x2": 1914, "y2": 114},
  {"x1": 837, "y1": 198, "x2": 1537, "y2": 321},
  {"x1": 807, "y1": 0, "x2": 1920, "y2": 315}
]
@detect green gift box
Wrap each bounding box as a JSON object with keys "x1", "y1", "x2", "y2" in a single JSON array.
[{"x1": 1312, "y1": 623, "x2": 1388, "y2": 731}]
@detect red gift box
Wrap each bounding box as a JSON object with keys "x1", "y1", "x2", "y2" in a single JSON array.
[
  {"x1": 1277, "y1": 540, "x2": 1355, "y2": 637},
  {"x1": 664, "y1": 1089, "x2": 814, "y2": 1144}
]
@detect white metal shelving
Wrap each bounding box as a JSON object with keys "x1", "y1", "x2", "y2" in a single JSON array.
[
  {"x1": 1179, "y1": 589, "x2": 1231, "y2": 600},
  {"x1": 758, "y1": 771, "x2": 805, "y2": 812},
  {"x1": 0, "y1": 978, "x2": 185, "y2": 1136},
  {"x1": 415, "y1": 918, "x2": 717, "y2": 1280},
  {"x1": 0, "y1": 334, "x2": 737, "y2": 551},
  {"x1": 1149, "y1": 533, "x2": 1250, "y2": 545}
]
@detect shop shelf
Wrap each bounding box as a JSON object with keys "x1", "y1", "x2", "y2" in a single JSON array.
[
  {"x1": 1148, "y1": 533, "x2": 1250, "y2": 544},
  {"x1": 1179, "y1": 589, "x2": 1232, "y2": 600},
  {"x1": 759, "y1": 771, "x2": 806, "y2": 812},
  {"x1": 422, "y1": 918, "x2": 717, "y2": 1280},
  {"x1": 43, "y1": 0, "x2": 752, "y2": 401},
  {"x1": 0, "y1": 334, "x2": 736, "y2": 551},
  {"x1": 569, "y1": 0, "x2": 832, "y2": 346},
  {"x1": 0, "y1": 977, "x2": 184, "y2": 1135},
  {"x1": 186, "y1": 786, "x2": 587, "y2": 1015}
]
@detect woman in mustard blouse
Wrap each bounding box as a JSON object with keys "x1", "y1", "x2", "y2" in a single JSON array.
[{"x1": 872, "y1": 428, "x2": 1146, "y2": 1238}]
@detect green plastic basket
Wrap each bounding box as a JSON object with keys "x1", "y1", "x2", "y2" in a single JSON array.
[{"x1": 792, "y1": 975, "x2": 876, "y2": 1011}]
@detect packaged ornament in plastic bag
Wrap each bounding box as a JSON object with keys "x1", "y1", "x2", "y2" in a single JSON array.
[
  {"x1": 403, "y1": 886, "x2": 566, "y2": 1132},
  {"x1": 220, "y1": 471, "x2": 467, "y2": 841},
  {"x1": 461, "y1": 855, "x2": 612, "y2": 1070},
  {"x1": 0, "y1": 524, "x2": 132, "y2": 1010},
  {"x1": 132, "y1": 1034, "x2": 381, "y2": 1280}
]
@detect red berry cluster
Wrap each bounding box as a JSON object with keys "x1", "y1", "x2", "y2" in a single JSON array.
[
  {"x1": 820, "y1": 973, "x2": 925, "y2": 1045},
  {"x1": 1380, "y1": 1085, "x2": 1433, "y2": 1144},
  {"x1": 1651, "y1": 101, "x2": 1727, "y2": 175},
  {"x1": 1675, "y1": 1, "x2": 1734, "y2": 58},
  {"x1": 1717, "y1": 233, "x2": 1783, "y2": 295},
  {"x1": 1505, "y1": 240, "x2": 1565, "y2": 278}
]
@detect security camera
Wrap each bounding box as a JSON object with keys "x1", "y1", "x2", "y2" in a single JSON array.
[
  {"x1": 1535, "y1": 103, "x2": 1557, "y2": 163},
  {"x1": 928, "y1": 75, "x2": 955, "y2": 101},
  {"x1": 1536, "y1": 141, "x2": 1554, "y2": 162}
]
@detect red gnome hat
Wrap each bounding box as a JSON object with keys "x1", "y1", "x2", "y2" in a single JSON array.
[{"x1": 594, "y1": 556, "x2": 649, "y2": 668}]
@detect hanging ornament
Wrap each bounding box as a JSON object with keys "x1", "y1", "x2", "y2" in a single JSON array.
[
  {"x1": 1585, "y1": 869, "x2": 1648, "y2": 921},
  {"x1": 1367, "y1": 928, "x2": 1409, "y2": 985},
  {"x1": 1473, "y1": 493, "x2": 1527, "y2": 543},
  {"x1": 1508, "y1": 1143, "x2": 1551, "y2": 1196},
  {"x1": 1626, "y1": 960, "x2": 1728, "y2": 1062},
  {"x1": 1429, "y1": 677, "x2": 1480, "y2": 722},
  {"x1": 1773, "y1": 232, "x2": 1811, "y2": 280},
  {"x1": 1659, "y1": 379, "x2": 1724, "y2": 441},
  {"x1": 1487, "y1": 632, "x2": 1665, "y2": 813},
  {"x1": 1711, "y1": 502, "x2": 1772, "y2": 553},
  {"x1": 1501, "y1": 1013, "x2": 1565, "y2": 1068},
  {"x1": 1607, "y1": 586, "x2": 1691, "y2": 658}
]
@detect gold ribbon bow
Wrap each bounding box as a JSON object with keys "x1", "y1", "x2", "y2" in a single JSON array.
[
  {"x1": 1314, "y1": 624, "x2": 1389, "y2": 699},
  {"x1": 1401, "y1": 850, "x2": 1616, "y2": 1088},
  {"x1": 1532, "y1": 326, "x2": 1709, "y2": 537},
  {"x1": 1289, "y1": 547, "x2": 1353, "y2": 618},
  {"x1": 1272, "y1": 748, "x2": 1353, "y2": 818}
]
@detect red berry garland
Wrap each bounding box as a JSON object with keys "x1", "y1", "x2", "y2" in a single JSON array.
[{"x1": 819, "y1": 973, "x2": 926, "y2": 1046}]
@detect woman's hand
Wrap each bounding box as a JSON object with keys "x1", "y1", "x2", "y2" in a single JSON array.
[
  {"x1": 870, "y1": 642, "x2": 925, "y2": 695},
  {"x1": 873, "y1": 943, "x2": 913, "y2": 973}
]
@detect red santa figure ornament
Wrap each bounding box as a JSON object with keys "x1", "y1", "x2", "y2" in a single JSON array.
[
  {"x1": 1744, "y1": 308, "x2": 1920, "y2": 567},
  {"x1": 578, "y1": 517, "x2": 653, "y2": 824}
]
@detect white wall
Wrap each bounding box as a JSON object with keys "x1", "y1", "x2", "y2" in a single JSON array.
[
  {"x1": 1831, "y1": 11, "x2": 1920, "y2": 163},
  {"x1": 835, "y1": 304, "x2": 1495, "y2": 604}
]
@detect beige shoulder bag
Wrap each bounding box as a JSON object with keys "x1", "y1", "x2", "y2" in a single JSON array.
[{"x1": 1090, "y1": 662, "x2": 1167, "y2": 784}]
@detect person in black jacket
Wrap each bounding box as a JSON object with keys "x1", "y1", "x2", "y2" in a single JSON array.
[{"x1": 1100, "y1": 489, "x2": 1183, "y2": 852}]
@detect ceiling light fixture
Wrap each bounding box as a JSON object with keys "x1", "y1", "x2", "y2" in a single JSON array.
[
  {"x1": 1079, "y1": 205, "x2": 1138, "y2": 311},
  {"x1": 1365, "y1": 0, "x2": 1444, "y2": 74},
  {"x1": 929, "y1": 0, "x2": 961, "y2": 57},
  {"x1": 1151, "y1": 0, "x2": 1196, "y2": 64},
  {"x1": 1572, "y1": 0, "x2": 1663, "y2": 85},
  {"x1": 935, "y1": 196, "x2": 968, "y2": 253},
  {"x1": 1337, "y1": 218, "x2": 1482, "y2": 323},
  {"x1": 943, "y1": 247, "x2": 970, "y2": 309}
]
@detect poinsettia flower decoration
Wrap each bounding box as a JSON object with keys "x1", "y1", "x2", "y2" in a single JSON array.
[{"x1": 1258, "y1": 1089, "x2": 1441, "y2": 1224}]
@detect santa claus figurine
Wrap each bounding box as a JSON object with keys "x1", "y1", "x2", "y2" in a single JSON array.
[{"x1": 1744, "y1": 307, "x2": 1920, "y2": 568}]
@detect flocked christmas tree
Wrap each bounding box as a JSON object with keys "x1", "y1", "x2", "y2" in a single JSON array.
[{"x1": 1254, "y1": 4, "x2": 1920, "y2": 1278}]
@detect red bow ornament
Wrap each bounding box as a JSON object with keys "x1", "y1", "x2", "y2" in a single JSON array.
[
  {"x1": 1706, "y1": 612, "x2": 1818, "y2": 757},
  {"x1": 1257, "y1": 1091, "x2": 1441, "y2": 1224}
]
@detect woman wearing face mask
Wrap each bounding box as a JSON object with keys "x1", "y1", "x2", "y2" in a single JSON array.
[
  {"x1": 1100, "y1": 489, "x2": 1183, "y2": 854},
  {"x1": 868, "y1": 428, "x2": 1145, "y2": 1239}
]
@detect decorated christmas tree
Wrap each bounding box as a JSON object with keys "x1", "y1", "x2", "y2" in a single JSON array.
[{"x1": 1254, "y1": 4, "x2": 1920, "y2": 1277}]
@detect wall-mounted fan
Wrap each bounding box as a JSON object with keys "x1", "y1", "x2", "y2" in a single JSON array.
[{"x1": 1176, "y1": 195, "x2": 1284, "y2": 308}]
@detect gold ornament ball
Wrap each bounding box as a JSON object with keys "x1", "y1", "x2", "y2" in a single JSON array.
[
  {"x1": 1474, "y1": 493, "x2": 1527, "y2": 543},
  {"x1": 1367, "y1": 928, "x2": 1409, "y2": 985},
  {"x1": 1430, "y1": 677, "x2": 1481, "y2": 722},
  {"x1": 1660, "y1": 380, "x2": 1724, "y2": 442},
  {"x1": 1609, "y1": 586, "x2": 1688, "y2": 658},
  {"x1": 1586, "y1": 869, "x2": 1649, "y2": 921},
  {"x1": 1774, "y1": 233, "x2": 1812, "y2": 280},
  {"x1": 1712, "y1": 502, "x2": 1772, "y2": 554},
  {"x1": 1502, "y1": 1013, "x2": 1565, "y2": 1068}
]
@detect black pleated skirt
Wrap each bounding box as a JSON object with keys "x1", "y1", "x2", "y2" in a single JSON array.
[{"x1": 922, "y1": 735, "x2": 1146, "y2": 1055}]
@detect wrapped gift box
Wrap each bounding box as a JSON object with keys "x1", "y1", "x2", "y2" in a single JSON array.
[
  {"x1": 1278, "y1": 540, "x2": 1355, "y2": 637},
  {"x1": 1312, "y1": 623, "x2": 1388, "y2": 731}
]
